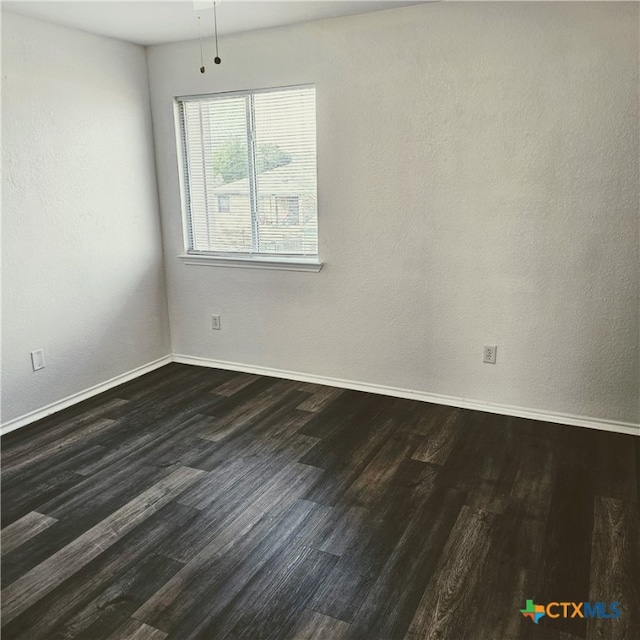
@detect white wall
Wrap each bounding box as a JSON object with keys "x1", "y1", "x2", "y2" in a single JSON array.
[
  {"x1": 2, "y1": 12, "x2": 171, "y2": 425},
  {"x1": 148, "y1": 2, "x2": 639, "y2": 428}
]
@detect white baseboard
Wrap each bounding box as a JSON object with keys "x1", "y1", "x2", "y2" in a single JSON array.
[
  {"x1": 0, "y1": 356, "x2": 173, "y2": 436},
  {"x1": 173, "y1": 354, "x2": 640, "y2": 437},
  {"x1": 3, "y1": 353, "x2": 638, "y2": 437}
]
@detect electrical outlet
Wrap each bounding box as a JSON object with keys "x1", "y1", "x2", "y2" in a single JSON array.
[
  {"x1": 31, "y1": 349, "x2": 45, "y2": 371},
  {"x1": 483, "y1": 345, "x2": 497, "y2": 364},
  {"x1": 211, "y1": 314, "x2": 221, "y2": 330}
]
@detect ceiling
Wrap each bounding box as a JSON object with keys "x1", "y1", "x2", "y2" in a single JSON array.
[{"x1": 3, "y1": 1, "x2": 430, "y2": 46}]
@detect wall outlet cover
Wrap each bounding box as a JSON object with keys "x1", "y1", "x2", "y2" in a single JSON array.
[
  {"x1": 483, "y1": 345, "x2": 497, "y2": 364},
  {"x1": 31, "y1": 349, "x2": 45, "y2": 371}
]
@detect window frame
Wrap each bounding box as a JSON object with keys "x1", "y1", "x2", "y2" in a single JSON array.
[{"x1": 174, "y1": 85, "x2": 322, "y2": 272}]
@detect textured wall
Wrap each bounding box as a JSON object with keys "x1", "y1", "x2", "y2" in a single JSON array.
[
  {"x1": 160, "y1": 3, "x2": 635, "y2": 426},
  {"x1": 2, "y1": 12, "x2": 171, "y2": 424}
]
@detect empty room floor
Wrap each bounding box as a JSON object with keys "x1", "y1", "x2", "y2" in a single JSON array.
[{"x1": 1, "y1": 363, "x2": 639, "y2": 640}]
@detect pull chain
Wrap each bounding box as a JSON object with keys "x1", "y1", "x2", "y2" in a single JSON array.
[
  {"x1": 213, "y1": 2, "x2": 221, "y2": 64},
  {"x1": 198, "y1": 13, "x2": 205, "y2": 73}
]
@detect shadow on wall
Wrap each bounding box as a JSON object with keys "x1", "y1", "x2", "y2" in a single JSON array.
[{"x1": 1, "y1": 264, "x2": 170, "y2": 425}]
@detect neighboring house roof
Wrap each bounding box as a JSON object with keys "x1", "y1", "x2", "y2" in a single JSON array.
[{"x1": 212, "y1": 161, "x2": 315, "y2": 196}]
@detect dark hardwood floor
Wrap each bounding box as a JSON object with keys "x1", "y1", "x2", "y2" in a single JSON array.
[{"x1": 1, "y1": 363, "x2": 639, "y2": 639}]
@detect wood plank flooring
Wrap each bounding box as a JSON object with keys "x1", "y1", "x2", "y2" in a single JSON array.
[{"x1": 1, "y1": 363, "x2": 639, "y2": 640}]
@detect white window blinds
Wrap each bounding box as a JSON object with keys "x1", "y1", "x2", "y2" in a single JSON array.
[{"x1": 177, "y1": 86, "x2": 318, "y2": 258}]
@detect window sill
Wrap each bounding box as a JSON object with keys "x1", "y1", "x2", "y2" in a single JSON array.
[{"x1": 178, "y1": 254, "x2": 323, "y2": 272}]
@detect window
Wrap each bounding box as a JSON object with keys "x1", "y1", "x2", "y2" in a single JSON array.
[
  {"x1": 176, "y1": 86, "x2": 318, "y2": 265},
  {"x1": 277, "y1": 196, "x2": 299, "y2": 225}
]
